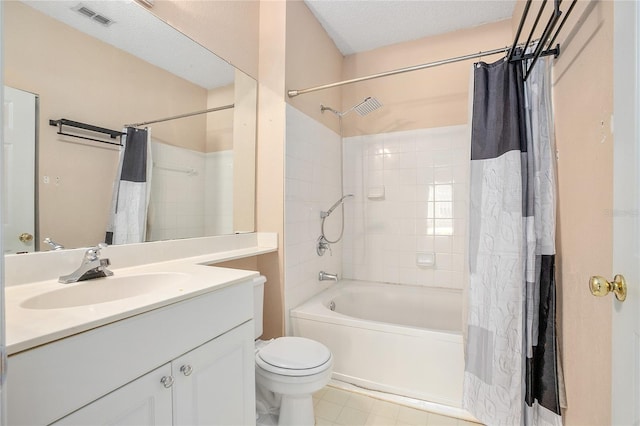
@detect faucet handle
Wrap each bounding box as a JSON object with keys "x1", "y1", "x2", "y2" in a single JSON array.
[{"x1": 85, "y1": 243, "x2": 108, "y2": 260}]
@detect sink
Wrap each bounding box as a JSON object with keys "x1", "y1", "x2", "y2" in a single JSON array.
[{"x1": 21, "y1": 273, "x2": 190, "y2": 310}]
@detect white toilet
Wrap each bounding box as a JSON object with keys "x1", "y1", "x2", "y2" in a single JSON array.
[{"x1": 253, "y1": 276, "x2": 333, "y2": 426}]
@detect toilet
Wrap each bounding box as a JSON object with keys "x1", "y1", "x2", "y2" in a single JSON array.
[{"x1": 253, "y1": 276, "x2": 333, "y2": 426}]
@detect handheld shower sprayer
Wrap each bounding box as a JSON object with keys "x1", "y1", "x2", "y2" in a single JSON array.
[
  {"x1": 317, "y1": 194, "x2": 354, "y2": 256},
  {"x1": 321, "y1": 194, "x2": 354, "y2": 218}
]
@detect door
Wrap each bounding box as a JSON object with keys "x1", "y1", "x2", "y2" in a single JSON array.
[
  {"x1": 2, "y1": 86, "x2": 36, "y2": 254},
  {"x1": 52, "y1": 364, "x2": 173, "y2": 426},
  {"x1": 612, "y1": 1, "x2": 640, "y2": 425},
  {"x1": 172, "y1": 322, "x2": 255, "y2": 426}
]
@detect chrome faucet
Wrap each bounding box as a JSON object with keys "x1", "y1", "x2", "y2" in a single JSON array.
[
  {"x1": 59, "y1": 243, "x2": 114, "y2": 284},
  {"x1": 318, "y1": 271, "x2": 338, "y2": 282},
  {"x1": 43, "y1": 237, "x2": 64, "y2": 251}
]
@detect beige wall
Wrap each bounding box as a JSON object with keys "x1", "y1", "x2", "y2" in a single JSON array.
[
  {"x1": 341, "y1": 20, "x2": 512, "y2": 137},
  {"x1": 215, "y1": 256, "x2": 259, "y2": 271},
  {"x1": 5, "y1": 1, "x2": 207, "y2": 250},
  {"x1": 256, "y1": 0, "x2": 287, "y2": 338},
  {"x1": 148, "y1": 0, "x2": 260, "y2": 79},
  {"x1": 206, "y1": 84, "x2": 234, "y2": 153},
  {"x1": 254, "y1": 0, "x2": 345, "y2": 338},
  {"x1": 512, "y1": 1, "x2": 614, "y2": 424},
  {"x1": 285, "y1": 0, "x2": 343, "y2": 135},
  {"x1": 233, "y1": 70, "x2": 259, "y2": 234}
]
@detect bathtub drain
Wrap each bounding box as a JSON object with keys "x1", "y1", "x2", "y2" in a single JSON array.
[{"x1": 329, "y1": 301, "x2": 335, "y2": 311}]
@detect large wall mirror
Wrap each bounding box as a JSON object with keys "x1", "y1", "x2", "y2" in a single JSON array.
[{"x1": 3, "y1": 0, "x2": 257, "y2": 253}]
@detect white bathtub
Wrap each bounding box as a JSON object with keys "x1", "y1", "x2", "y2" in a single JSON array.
[{"x1": 290, "y1": 280, "x2": 464, "y2": 408}]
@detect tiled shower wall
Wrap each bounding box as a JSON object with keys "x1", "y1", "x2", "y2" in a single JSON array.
[
  {"x1": 204, "y1": 150, "x2": 233, "y2": 236},
  {"x1": 342, "y1": 125, "x2": 469, "y2": 289},
  {"x1": 284, "y1": 105, "x2": 343, "y2": 333},
  {"x1": 148, "y1": 141, "x2": 233, "y2": 241}
]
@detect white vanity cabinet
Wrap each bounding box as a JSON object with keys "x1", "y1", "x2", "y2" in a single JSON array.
[
  {"x1": 7, "y1": 278, "x2": 256, "y2": 426},
  {"x1": 52, "y1": 322, "x2": 254, "y2": 426}
]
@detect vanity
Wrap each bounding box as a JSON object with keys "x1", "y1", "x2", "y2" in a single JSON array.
[
  {"x1": 2, "y1": 1, "x2": 270, "y2": 423},
  {"x1": 4, "y1": 233, "x2": 277, "y2": 425}
]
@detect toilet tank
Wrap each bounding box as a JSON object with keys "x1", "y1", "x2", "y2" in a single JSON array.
[{"x1": 253, "y1": 275, "x2": 267, "y2": 339}]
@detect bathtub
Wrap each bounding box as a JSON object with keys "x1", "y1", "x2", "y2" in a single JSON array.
[{"x1": 290, "y1": 280, "x2": 464, "y2": 408}]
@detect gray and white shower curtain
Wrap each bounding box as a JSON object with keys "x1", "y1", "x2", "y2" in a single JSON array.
[
  {"x1": 106, "y1": 127, "x2": 152, "y2": 245},
  {"x1": 463, "y1": 55, "x2": 562, "y2": 425}
]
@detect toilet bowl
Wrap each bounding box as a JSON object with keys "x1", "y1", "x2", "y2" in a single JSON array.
[{"x1": 253, "y1": 276, "x2": 333, "y2": 426}]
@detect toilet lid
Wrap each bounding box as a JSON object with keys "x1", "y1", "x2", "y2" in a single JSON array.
[{"x1": 257, "y1": 337, "x2": 331, "y2": 374}]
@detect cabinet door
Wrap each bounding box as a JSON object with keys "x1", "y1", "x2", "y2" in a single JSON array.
[
  {"x1": 173, "y1": 321, "x2": 255, "y2": 426},
  {"x1": 52, "y1": 364, "x2": 173, "y2": 426}
]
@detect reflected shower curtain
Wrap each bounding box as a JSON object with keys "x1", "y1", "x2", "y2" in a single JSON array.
[
  {"x1": 463, "y1": 55, "x2": 562, "y2": 425},
  {"x1": 105, "y1": 127, "x2": 152, "y2": 245}
]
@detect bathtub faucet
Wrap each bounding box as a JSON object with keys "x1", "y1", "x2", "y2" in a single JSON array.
[{"x1": 319, "y1": 271, "x2": 339, "y2": 282}]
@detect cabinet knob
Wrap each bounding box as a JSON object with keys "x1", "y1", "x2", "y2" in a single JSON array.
[
  {"x1": 160, "y1": 375, "x2": 174, "y2": 388},
  {"x1": 180, "y1": 364, "x2": 193, "y2": 376}
]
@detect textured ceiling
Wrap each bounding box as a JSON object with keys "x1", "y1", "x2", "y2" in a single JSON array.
[
  {"x1": 22, "y1": 0, "x2": 234, "y2": 90},
  {"x1": 304, "y1": 0, "x2": 517, "y2": 55}
]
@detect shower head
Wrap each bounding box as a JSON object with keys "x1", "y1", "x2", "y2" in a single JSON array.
[
  {"x1": 321, "y1": 194, "x2": 354, "y2": 218},
  {"x1": 351, "y1": 97, "x2": 383, "y2": 116},
  {"x1": 320, "y1": 97, "x2": 382, "y2": 118}
]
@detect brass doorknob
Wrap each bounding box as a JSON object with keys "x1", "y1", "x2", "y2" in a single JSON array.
[
  {"x1": 18, "y1": 233, "x2": 33, "y2": 243},
  {"x1": 589, "y1": 274, "x2": 627, "y2": 302}
]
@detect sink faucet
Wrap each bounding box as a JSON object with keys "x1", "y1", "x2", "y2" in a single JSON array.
[
  {"x1": 59, "y1": 243, "x2": 114, "y2": 284},
  {"x1": 43, "y1": 237, "x2": 64, "y2": 251},
  {"x1": 318, "y1": 271, "x2": 338, "y2": 282}
]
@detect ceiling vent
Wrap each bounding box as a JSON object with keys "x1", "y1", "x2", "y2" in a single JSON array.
[{"x1": 71, "y1": 4, "x2": 115, "y2": 27}]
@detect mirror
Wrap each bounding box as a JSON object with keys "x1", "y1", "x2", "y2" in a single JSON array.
[{"x1": 3, "y1": 0, "x2": 257, "y2": 253}]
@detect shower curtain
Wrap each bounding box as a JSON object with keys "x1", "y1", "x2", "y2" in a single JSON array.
[
  {"x1": 105, "y1": 127, "x2": 152, "y2": 245},
  {"x1": 463, "y1": 55, "x2": 562, "y2": 426}
]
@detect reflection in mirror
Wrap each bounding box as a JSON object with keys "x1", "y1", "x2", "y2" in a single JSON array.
[{"x1": 3, "y1": 0, "x2": 257, "y2": 253}]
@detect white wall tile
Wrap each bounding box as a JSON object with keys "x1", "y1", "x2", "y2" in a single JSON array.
[
  {"x1": 284, "y1": 105, "x2": 343, "y2": 334},
  {"x1": 342, "y1": 125, "x2": 469, "y2": 289},
  {"x1": 148, "y1": 141, "x2": 229, "y2": 241}
]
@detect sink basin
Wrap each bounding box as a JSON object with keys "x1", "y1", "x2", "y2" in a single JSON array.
[{"x1": 21, "y1": 273, "x2": 190, "y2": 310}]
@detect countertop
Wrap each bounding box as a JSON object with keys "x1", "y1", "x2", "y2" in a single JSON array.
[{"x1": 4, "y1": 233, "x2": 277, "y2": 355}]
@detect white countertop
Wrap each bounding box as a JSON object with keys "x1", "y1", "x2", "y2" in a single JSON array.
[{"x1": 4, "y1": 233, "x2": 278, "y2": 355}]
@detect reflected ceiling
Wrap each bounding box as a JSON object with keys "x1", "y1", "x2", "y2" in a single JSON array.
[{"x1": 21, "y1": 0, "x2": 234, "y2": 89}]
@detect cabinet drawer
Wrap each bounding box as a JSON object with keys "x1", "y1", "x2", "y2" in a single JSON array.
[{"x1": 8, "y1": 280, "x2": 253, "y2": 425}]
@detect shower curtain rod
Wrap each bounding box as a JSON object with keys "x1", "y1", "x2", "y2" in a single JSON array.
[
  {"x1": 125, "y1": 103, "x2": 234, "y2": 127},
  {"x1": 287, "y1": 42, "x2": 556, "y2": 98}
]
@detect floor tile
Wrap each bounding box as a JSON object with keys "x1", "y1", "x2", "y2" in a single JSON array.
[
  {"x1": 335, "y1": 406, "x2": 369, "y2": 426},
  {"x1": 311, "y1": 385, "x2": 473, "y2": 426},
  {"x1": 323, "y1": 387, "x2": 353, "y2": 405},
  {"x1": 365, "y1": 413, "x2": 397, "y2": 426},
  {"x1": 314, "y1": 387, "x2": 329, "y2": 399},
  {"x1": 426, "y1": 412, "x2": 459, "y2": 426},
  {"x1": 370, "y1": 399, "x2": 400, "y2": 420},
  {"x1": 397, "y1": 405, "x2": 429, "y2": 425},
  {"x1": 316, "y1": 416, "x2": 337, "y2": 426},
  {"x1": 346, "y1": 393, "x2": 376, "y2": 412},
  {"x1": 316, "y1": 399, "x2": 344, "y2": 422}
]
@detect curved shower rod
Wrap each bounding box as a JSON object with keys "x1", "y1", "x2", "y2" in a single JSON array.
[
  {"x1": 286, "y1": 0, "x2": 580, "y2": 102},
  {"x1": 287, "y1": 43, "x2": 560, "y2": 98}
]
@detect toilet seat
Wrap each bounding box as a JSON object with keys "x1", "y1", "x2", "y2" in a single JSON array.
[{"x1": 256, "y1": 337, "x2": 332, "y2": 377}]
